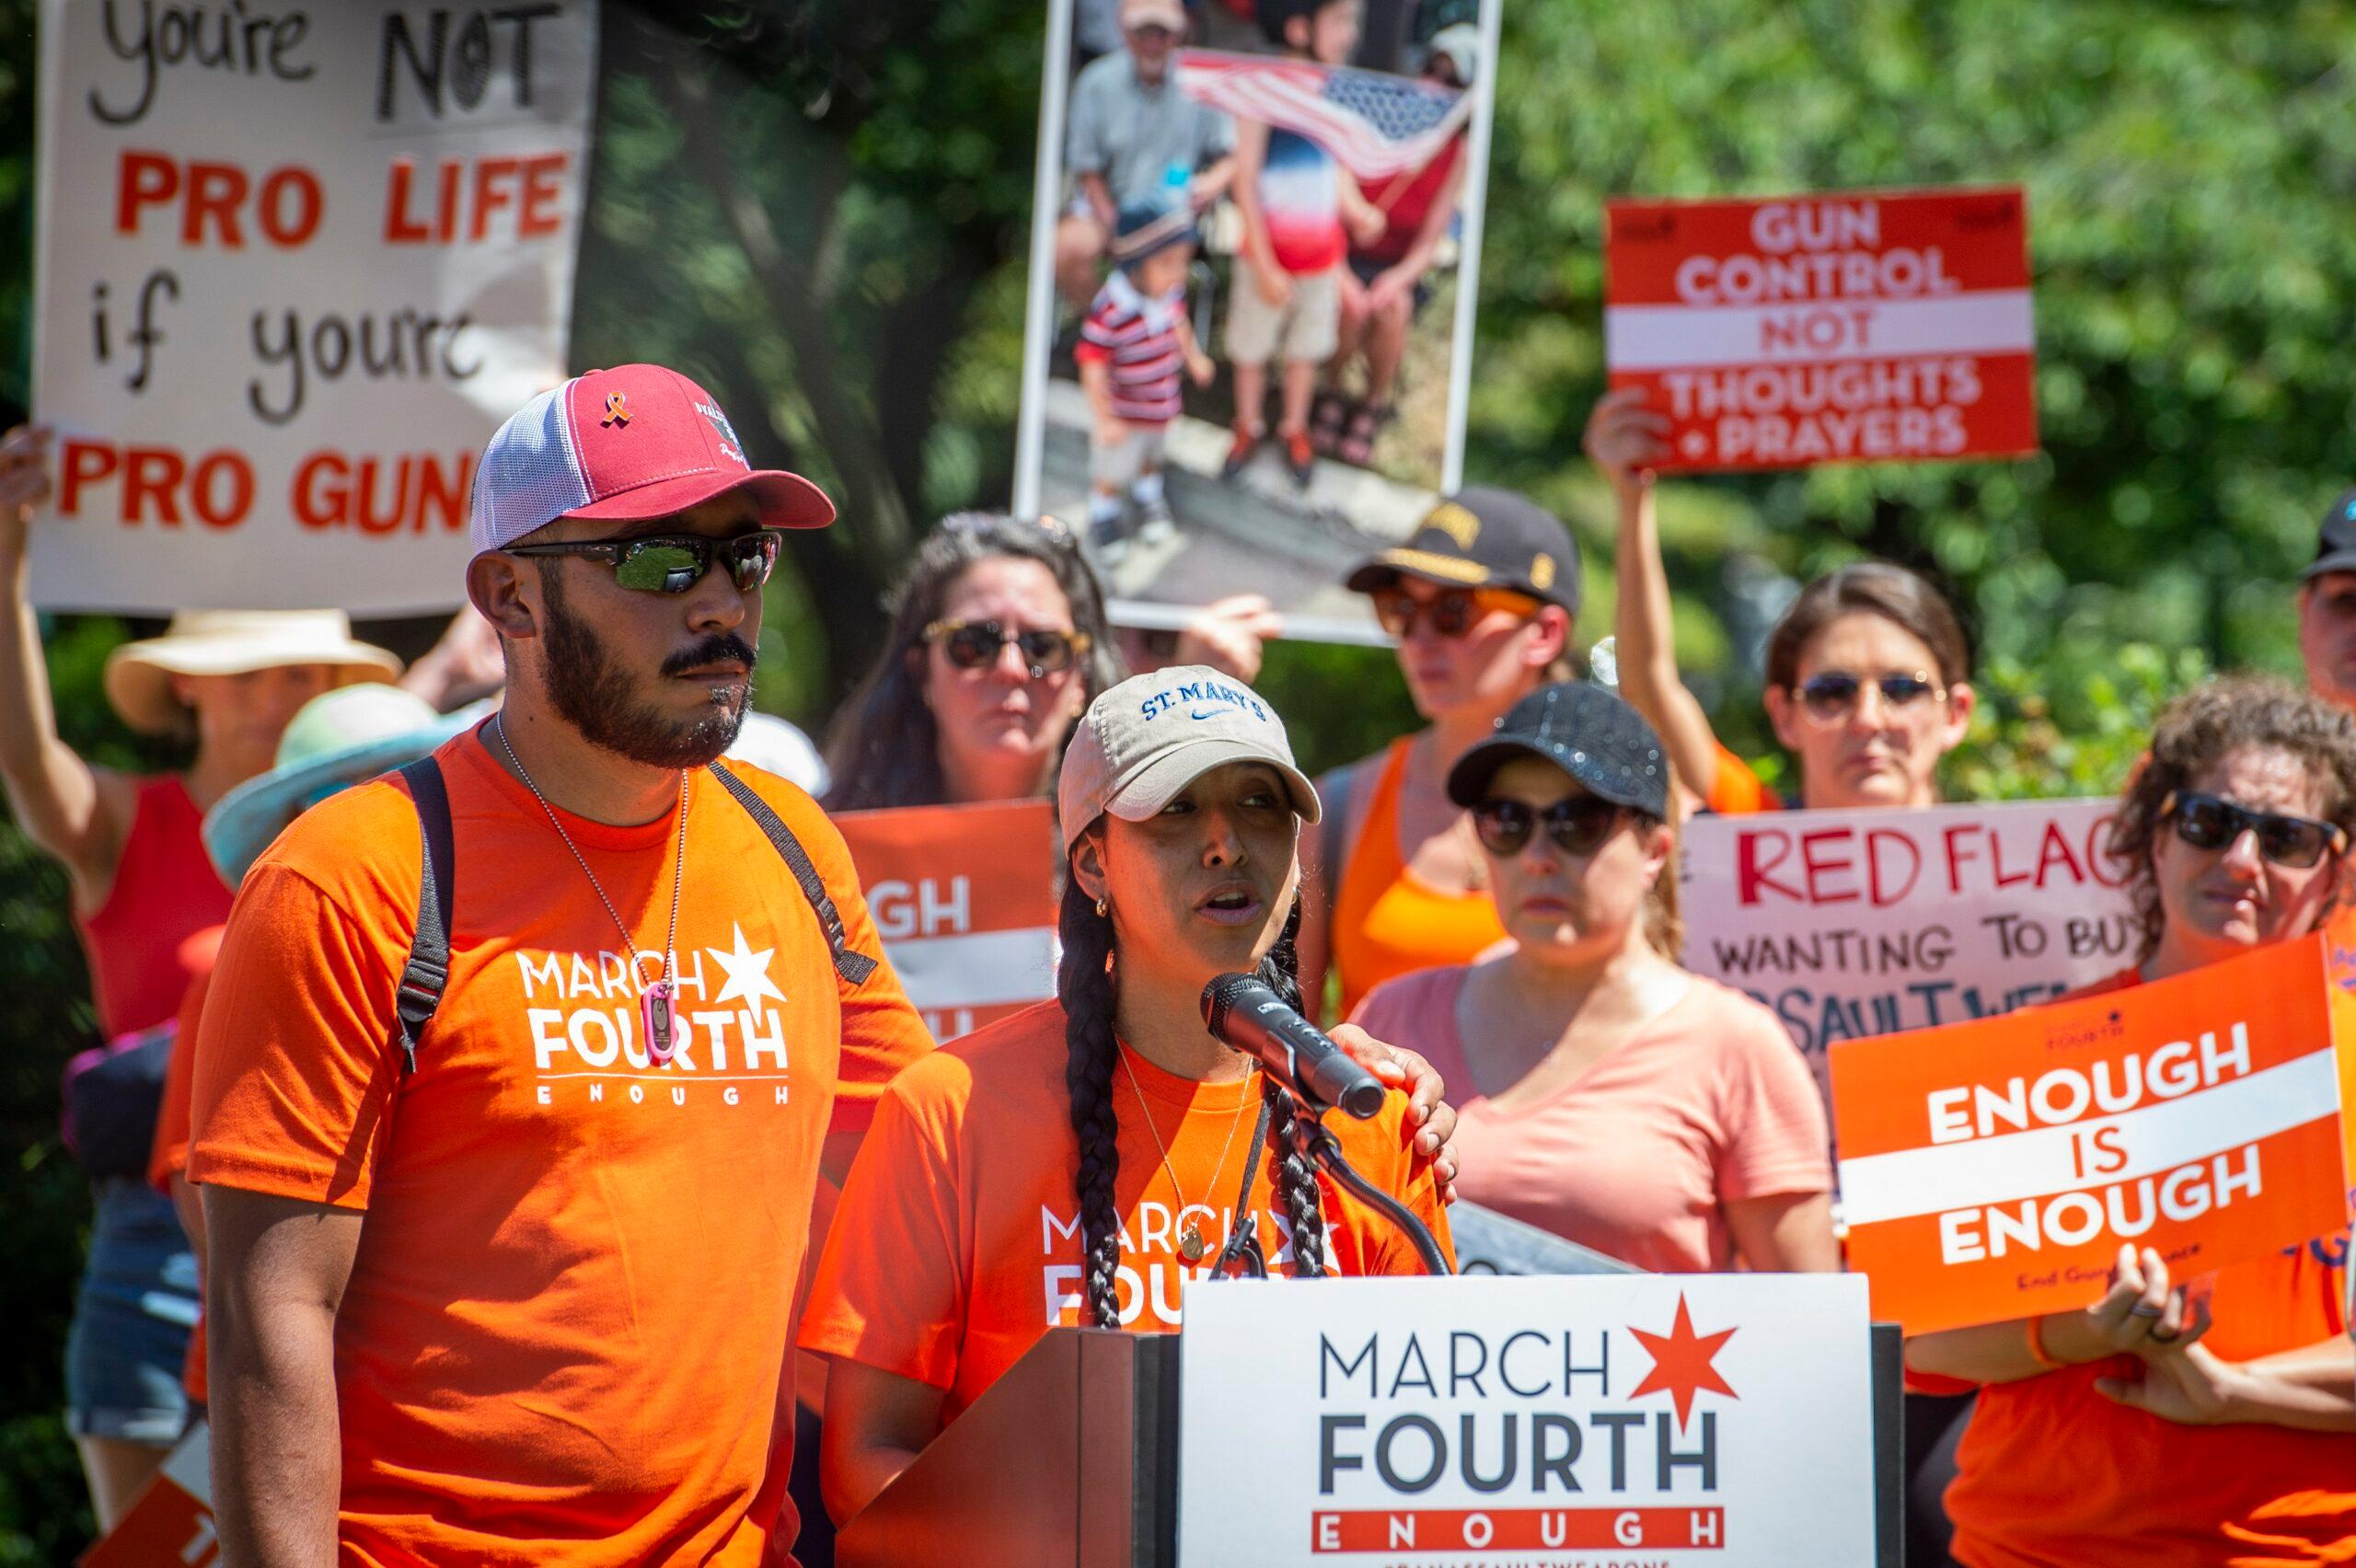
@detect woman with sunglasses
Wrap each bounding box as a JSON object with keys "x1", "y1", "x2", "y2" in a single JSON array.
[
  {"x1": 1586, "y1": 390, "x2": 1975, "y2": 813},
  {"x1": 800, "y1": 665, "x2": 1453, "y2": 1526},
  {"x1": 1350, "y1": 681, "x2": 1838, "y2": 1275},
  {"x1": 1907, "y1": 676, "x2": 2356, "y2": 1565},
  {"x1": 1299, "y1": 487, "x2": 1580, "y2": 1019},
  {"x1": 822, "y1": 513, "x2": 1276, "y2": 813}
]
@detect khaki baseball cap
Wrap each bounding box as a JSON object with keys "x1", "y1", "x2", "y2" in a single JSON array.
[{"x1": 1058, "y1": 666, "x2": 1321, "y2": 851}]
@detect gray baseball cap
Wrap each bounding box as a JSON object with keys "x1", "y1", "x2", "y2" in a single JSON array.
[{"x1": 1058, "y1": 665, "x2": 1321, "y2": 851}]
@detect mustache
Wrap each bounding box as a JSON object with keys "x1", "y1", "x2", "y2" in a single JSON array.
[{"x1": 662, "y1": 634, "x2": 758, "y2": 679}]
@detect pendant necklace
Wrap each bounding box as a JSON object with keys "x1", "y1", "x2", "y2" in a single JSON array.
[
  {"x1": 494, "y1": 715, "x2": 689, "y2": 1064},
  {"x1": 1118, "y1": 1043, "x2": 1258, "y2": 1264}
]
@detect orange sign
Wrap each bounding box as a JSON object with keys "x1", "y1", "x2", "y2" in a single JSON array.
[
  {"x1": 834, "y1": 799, "x2": 1058, "y2": 1043},
  {"x1": 1830, "y1": 935, "x2": 2352, "y2": 1335},
  {"x1": 1605, "y1": 187, "x2": 2037, "y2": 471},
  {"x1": 82, "y1": 1425, "x2": 212, "y2": 1567}
]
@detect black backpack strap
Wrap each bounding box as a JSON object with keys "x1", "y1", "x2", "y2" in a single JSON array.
[
  {"x1": 393, "y1": 758, "x2": 456, "y2": 1076},
  {"x1": 708, "y1": 760, "x2": 879, "y2": 987}
]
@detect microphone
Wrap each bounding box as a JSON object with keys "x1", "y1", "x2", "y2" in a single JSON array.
[{"x1": 1200, "y1": 973, "x2": 1387, "y2": 1120}]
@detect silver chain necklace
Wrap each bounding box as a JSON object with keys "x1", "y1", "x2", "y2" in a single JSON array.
[{"x1": 492, "y1": 714, "x2": 689, "y2": 1063}]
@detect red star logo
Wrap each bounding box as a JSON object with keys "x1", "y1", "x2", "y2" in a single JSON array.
[{"x1": 1628, "y1": 1294, "x2": 1738, "y2": 1426}]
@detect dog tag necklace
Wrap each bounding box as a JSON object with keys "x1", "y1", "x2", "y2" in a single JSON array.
[
  {"x1": 494, "y1": 715, "x2": 688, "y2": 1064},
  {"x1": 1118, "y1": 1043, "x2": 1257, "y2": 1264}
]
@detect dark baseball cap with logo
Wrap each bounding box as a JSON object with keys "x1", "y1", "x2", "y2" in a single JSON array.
[
  {"x1": 1446, "y1": 680, "x2": 1669, "y2": 820},
  {"x1": 1345, "y1": 486, "x2": 1581, "y2": 615},
  {"x1": 2302, "y1": 486, "x2": 2356, "y2": 581}
]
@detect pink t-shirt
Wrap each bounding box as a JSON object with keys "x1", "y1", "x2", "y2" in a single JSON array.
[{"x1": 1352, "y1": 966, "x2": 1831, "y2": 1273}]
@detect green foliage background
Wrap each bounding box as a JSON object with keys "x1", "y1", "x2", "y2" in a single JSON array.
[{"x1": 3, "y1": 0, "x2": 2349, "y2": 1554}]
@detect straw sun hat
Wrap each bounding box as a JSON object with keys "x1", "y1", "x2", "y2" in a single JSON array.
[{"x1": 102, "y1": 610, "x2": 404, "y2": 735}]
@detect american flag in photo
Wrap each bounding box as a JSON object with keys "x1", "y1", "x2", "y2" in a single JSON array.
[{"x1": 1175, "y1": 49, "x2": 1471, "y2": 181}]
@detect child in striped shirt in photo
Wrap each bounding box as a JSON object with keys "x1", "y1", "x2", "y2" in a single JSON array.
[{"x1": 1076, "y1": 202, "x2": 1214, "y2": 562}]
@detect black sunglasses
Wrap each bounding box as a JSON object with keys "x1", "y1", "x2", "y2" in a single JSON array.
[
  {"x1": 1471, "y1": 795, "x2": 1624, "y2": 858},
  {"x1": 1369, "y1": 584, "x2": 1539, "y2": 640},
  {"x1": 1796, "y1": 670, "x2": 1945, "y2": 722},
  {"x1": 2162, "y1": 790, "x2": 2348, "y2": 870},
  {"x1": 503, "y1": 531, "x2": 782, "y2": 594},
  {"x1": 924, "y1": 618, "x2": 1092, "y2": 677}
]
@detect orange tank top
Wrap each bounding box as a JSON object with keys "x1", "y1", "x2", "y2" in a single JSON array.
[{"x1": 1332, "y1": 737, "x2": 1507, "y2": 1019}]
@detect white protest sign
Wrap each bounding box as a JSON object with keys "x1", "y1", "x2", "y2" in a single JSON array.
[
  {"x1": 1681, "y1": 799, "x2": 2135, "y2": 1083},
  {"x1": 31, "y1": 1, "x2": 598, "y2": 613},
  {"x1": 1178, "y1": 1274, "x2": 1876, "y2": 1568}
]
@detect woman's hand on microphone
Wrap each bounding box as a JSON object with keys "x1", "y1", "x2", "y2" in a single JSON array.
[{"x1": 1328, "y1": 1024, "x2": 1460, "y2": 1204}]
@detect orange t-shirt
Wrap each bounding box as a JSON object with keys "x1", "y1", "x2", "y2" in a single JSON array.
[
  {"x1": 1332, "y1": 738, "x2": 1507, "y2": 1019},
  {"x1": 189, "y1": 726, "x2": 932, "y2": 1567},
  {"x1": 1934, "y1": 966, "x2": 2356, "y2": 1567},
  {"x1": 799, "y1": 998, "x2": 1452, "y2": 1428},
  {"x1": 148, "y1": 932, "x2": 223, "y2": 1408}
]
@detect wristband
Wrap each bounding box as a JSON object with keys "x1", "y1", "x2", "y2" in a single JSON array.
[{"x1": 2025, "y1": 1314, "x2": 2062, "y2": 1370}]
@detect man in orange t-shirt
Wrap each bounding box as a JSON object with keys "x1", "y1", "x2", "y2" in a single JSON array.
[{"x1": 190, "y1": 365, "x2": 932, "y2": 1567}]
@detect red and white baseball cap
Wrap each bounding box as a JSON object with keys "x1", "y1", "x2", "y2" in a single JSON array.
[{"x1": 468, "y1": 363, "x2": 836, "y2": 553}]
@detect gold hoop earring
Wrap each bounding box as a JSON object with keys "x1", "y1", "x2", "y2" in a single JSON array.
[{"x1": 1094, "y1": 896, "x2": 1108, "y2": 917}]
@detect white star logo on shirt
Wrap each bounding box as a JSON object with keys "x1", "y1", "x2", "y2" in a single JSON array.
[{"x1": 708, "y1": 924, "x2": 788, "y2": 1009}]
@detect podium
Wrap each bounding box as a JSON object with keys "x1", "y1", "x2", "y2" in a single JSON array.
[
  {"x1": 836, "y1": 1328, "x2": 1182, "y2": 1568},
  {"x1": 837, "y1": 1309, "x2": 1907, "y2": 1568}
]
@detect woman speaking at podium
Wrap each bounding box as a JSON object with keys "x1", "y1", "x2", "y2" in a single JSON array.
[{"x1": 799, "y1": 665, "x2": 1455, "y2": 1526}]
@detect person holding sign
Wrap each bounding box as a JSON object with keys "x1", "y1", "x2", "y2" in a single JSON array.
[
  {"x1": 801, "y1": 665, "x2": 1455, "y2": 1526},
  {"x1": 1299, "y1": 487, "x2": 1579, "y2": 1018},
  {"x1": 1351, "y1": 681, "x2": 1838, "y2": 1275},
  {"x1": 1586, "y1": 390, "x2": 1976, "y2": 814},
  {"x1": 0, "y1": 423, "x2": 408, "y2": 1529},
  {"x1": 1908, "y1": 676, "x2": 2356, "y2": 1565}
]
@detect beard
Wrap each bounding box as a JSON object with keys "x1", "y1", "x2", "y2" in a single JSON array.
[{"x1": 540, "y1": 569, "x2": 754, "y2": 768}]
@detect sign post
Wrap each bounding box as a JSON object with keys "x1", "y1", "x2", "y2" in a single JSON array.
[
  {"x1": 1605, "y1": 187, "x2": 2036, "y2": 470},
  {"x1": 30, "y1": 1, "x2": 599, "y2": 613}
]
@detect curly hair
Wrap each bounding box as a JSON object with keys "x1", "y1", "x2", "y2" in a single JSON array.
[
  {"x1": 2108, "y1": 674, "x2": 2356, "y2": 964},
  {"x1": 1763, "y1": 561, "x2": 1971, "y2": 692},
  {"x1": 1058, "y1": 849, "x2": 1327, "y2": 1329},
  {"x1": 823, "y1": 513, "x2": 1122, "y2": 811}
]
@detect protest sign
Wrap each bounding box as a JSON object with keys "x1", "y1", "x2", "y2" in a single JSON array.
[
  {"x1": 1605, "y1": 187, "x2": 2037, "y2": 471},
  {"x1": 1179, "y1": 1274, "x2": 1877, "y2": 1566},
  {"x1": 1831, "y1": 934, "x2": 2352, "y2": 1336},
  {"x1": 1681, "y1": 799, "x2": 2135, "y2": 1094},
  {"x1": 30, "y1": 1, "x2": 598, "y2": 614},
  {"x1": 1011, "y1": 0, "x2": 1506, "y2": 644},
  {"x1": 83, "y1": 1423, "x2": 212, "y2": 1567},
  {"x1": 833, "y1": 799, "x2": 1058, "y2": 1043}
]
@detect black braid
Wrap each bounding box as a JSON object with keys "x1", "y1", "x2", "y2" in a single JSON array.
[
  {"x1": 1058, "y1": 876, "x2": 1126, "y2": 1328},
  {"x1": 1254, "y1": 901, "x2": 1328, "y2": 1277}
]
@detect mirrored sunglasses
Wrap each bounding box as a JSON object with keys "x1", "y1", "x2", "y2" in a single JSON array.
[{"x1": 503, "y1": 531, "x2": 783, "y2": 594}]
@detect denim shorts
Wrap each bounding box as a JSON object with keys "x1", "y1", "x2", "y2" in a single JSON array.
[{"x1": 64, "y1": 1177, "x2": 198, "y2": 1445}]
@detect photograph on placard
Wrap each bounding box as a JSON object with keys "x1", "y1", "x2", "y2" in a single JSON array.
[{"x1": 1014, "y1": 0, "x2": 1500, "y2": 641}]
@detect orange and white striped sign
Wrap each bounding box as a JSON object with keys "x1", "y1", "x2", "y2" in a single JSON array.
[
  {"x1": 82, "y1": 1424, "x2": 212, "y2": 1567},
  {"x1": 835, "y1": 799, "x2": 1058, "y2": 1043},
  {"x1": 1830, "y1": 934, "x2": 2352, "y2": 1334},
  {"x1": 1605, "y1": 187, "x2": 2037, "y2": 470}
]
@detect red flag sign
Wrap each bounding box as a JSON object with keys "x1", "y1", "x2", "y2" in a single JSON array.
[{"x1": 1605, "y1": 187, "x2": 2037, "y2": 471}]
